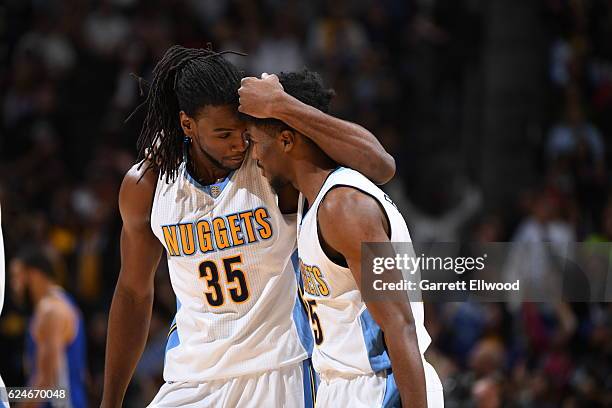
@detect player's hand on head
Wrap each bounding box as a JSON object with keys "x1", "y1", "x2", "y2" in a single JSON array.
[{"x1": 238, "y1": 73, "x2": 284, "y2": 119}]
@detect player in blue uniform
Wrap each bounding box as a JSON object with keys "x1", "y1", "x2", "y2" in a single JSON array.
[{"x1": 9, "y1": 248, "x2": 87, "y2": 408}]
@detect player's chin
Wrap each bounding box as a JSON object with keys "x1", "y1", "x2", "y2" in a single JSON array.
[
  {"x1": 223, "y1": 157, "x2": 245, "y2": 169},
  {"x1": 269, "y1": 176, "x2": 287, "y2": 194}
]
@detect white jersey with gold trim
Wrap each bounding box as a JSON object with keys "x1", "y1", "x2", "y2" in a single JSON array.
[
  {"x1": 297, "y1": 167, "x2": 435, "y2": 380},
  {"x1": 150, "y1": 151, "x2": 307, "y2": 382}
]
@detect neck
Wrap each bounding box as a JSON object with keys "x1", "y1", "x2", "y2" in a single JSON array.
[
  {"x1": 31, "y1": 279, "x2": 55, "y2": 306},
  {"x1": 291, "y1": 154, "x2": 337, "y2": 205},
  {"x1": 189, "y1": 146, "x2": 230, "y2": 185}
]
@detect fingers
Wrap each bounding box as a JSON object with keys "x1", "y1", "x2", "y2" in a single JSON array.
[
  {"x1": 239, "y1": 74, "x2": 279, "y2": 90},
  {"x1": 237, "y1": 98, "x2": 251, "y2": 115},
  {"x1": 261, "y1": 73, "x2": 279, "y2": 82},
  {"x1": 243, "y1": 72, "x2": 277, "y2": 81},
  {"x1": 240, "y1": 77, "x2": 257, "y2": 85},
  {"x1": 237, "y1": 84, "x2": 250, "y2": 97}
]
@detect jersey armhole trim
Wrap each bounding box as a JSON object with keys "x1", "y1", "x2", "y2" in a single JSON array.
[
  {"x1": 148, "y1": 168, "x2": 161, "y2": 230},
  {"x1": 315, "y1": 184, "x2": 392, "y2": 269}
]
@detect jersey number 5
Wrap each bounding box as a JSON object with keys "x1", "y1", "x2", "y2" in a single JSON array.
[
  {"x1": 199, "y1": 255, "x2": 250, "y2": 307},
  {"x1": 306, "y1": 299, "x2": 324, "y2": 345}
]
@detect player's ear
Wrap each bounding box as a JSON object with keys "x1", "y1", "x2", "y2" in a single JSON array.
[
  {"x1": 278, "y1": 129, "x2": 295, "y2": 153},
  {"x1": 179, "y1": 111, "x2": 196, "y2": 137}
]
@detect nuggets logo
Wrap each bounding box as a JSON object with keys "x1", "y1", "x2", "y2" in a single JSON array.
[
  {"x1": 161, "y1": 207, "x2": 273, "y2": 256},
  {"x1": 210, "y1": 185, "x2": 221, "y2": 198},
  {"x1": 299, "y1": 259, "x2": 331, "y2": 297}
]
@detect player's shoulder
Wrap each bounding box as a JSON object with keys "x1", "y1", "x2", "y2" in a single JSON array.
[
  {"x1": 122, "y1": 160, "x2": 159, "y2": 192},
  {"x1": 120, "y1": 160, "x2": 159, "y2": 223},
  {"x1": 318, "y1": 186, "x2": 384, "y2": 229},
  {"x1": 34, "y1": 294, "x2": 76, "y2": 341},
  {"x1": 317, "y1": 186, "x2": 387, "y2": 255},
  {"x1": 330, "y1": 167, "x2": 376, "y2": 186},
  {"x1": 36, "y1": 296, "x2": 71, "y2": 326},
  {"x1": 320, "y1": 185, "x2": 381, "y2": 216}
]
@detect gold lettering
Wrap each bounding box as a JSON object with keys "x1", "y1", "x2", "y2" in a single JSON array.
[
  {"x1": 254, "y1": 208, "x2": 272, "y2": 239},
  {"x1": 162, "y1": 225, "x2": 180, "y2": 256},
  {"x1": 196, "y1": 220, "x2": 214, "y2": 253},
  {"x1": 227, "y1": 214, "x2": 244, "y2": 246},
  {"x1": 212, "y1": 217, "x2": 231, "y2": 250}
]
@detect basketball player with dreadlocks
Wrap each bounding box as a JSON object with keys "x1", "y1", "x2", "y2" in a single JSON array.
[{"x1": 100, "y1": 46, "x2": 395, "y2": 408}]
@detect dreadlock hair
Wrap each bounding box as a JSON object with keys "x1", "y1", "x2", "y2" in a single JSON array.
[
  {"x1": 132, "y1": 45, "x2": 243, "y2": 182},
  {"x1": 248, "y1": 69, "x2": 335, "y2": 134}
]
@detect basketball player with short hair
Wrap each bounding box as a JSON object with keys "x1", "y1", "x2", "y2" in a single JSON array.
[
  {"x1": 243, "y1": 70, "x2": 444, "y2": 407},
  {"x1": 101, "y1": 46, "x2": 395, "y2": 407},
  {"x1": 9, "y1": 248, "x2": 88, "y2": 408}
]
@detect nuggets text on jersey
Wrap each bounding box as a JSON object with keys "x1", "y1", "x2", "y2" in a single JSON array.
[
  {"x1": 161, "y1": 207, "x2": 273, "y2": 256},
  {"x1": 299, "y1": 259, "x2": 331, "y2": 297}
]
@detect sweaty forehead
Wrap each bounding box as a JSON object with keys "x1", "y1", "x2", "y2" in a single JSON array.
[{"x1": 196, "y1": 105, "x2": 244, "y2": 129}]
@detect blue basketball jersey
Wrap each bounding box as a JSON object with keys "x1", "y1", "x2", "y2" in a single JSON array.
[{"x1": 25, "y1": 290, "x2": 87, "y2": 408}]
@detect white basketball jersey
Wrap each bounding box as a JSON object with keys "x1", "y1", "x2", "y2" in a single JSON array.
[
  {"x1": 297, "y1": 167, "x2": 432, "y2": 378},
  {"x1": 150, "y1": 151, "x2": 308, "y2": 381}
]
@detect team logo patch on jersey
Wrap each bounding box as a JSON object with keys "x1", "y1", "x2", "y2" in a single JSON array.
[
  {"x1": 299, "y1": 259, "x2": 331, "y2": 297},
  {"x1": 210, "y1": 185, "x2": 221, "y2": 198}
]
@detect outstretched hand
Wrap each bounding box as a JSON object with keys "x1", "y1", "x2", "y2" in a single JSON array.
[{"x1": 238, "y1": 73, "x2": 285, "y2": 118}]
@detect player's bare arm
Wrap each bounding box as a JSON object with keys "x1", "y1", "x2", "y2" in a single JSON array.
[
  {"x1": 238, "y1": 74, "x2": 396, "y2": 185},
  {"x1": 101, "y1": 163, "x2": 163, "y2": 408},
  {"x1": 317, "y1": 187, "x2": 428, "y2": 408}
]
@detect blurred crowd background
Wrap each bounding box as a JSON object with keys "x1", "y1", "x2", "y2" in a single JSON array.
[{"x1": 1, "y1": 0, "x2": 611, "y2": 406}]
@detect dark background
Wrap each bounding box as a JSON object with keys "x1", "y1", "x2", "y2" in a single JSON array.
[{"x1": 1, "y1": 0, "x2": 611, "y2": 406}]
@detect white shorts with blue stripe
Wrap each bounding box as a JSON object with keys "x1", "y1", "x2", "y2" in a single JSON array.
[{"x1": 315, "y1": 361, "x2": 444, "y2": 408}]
